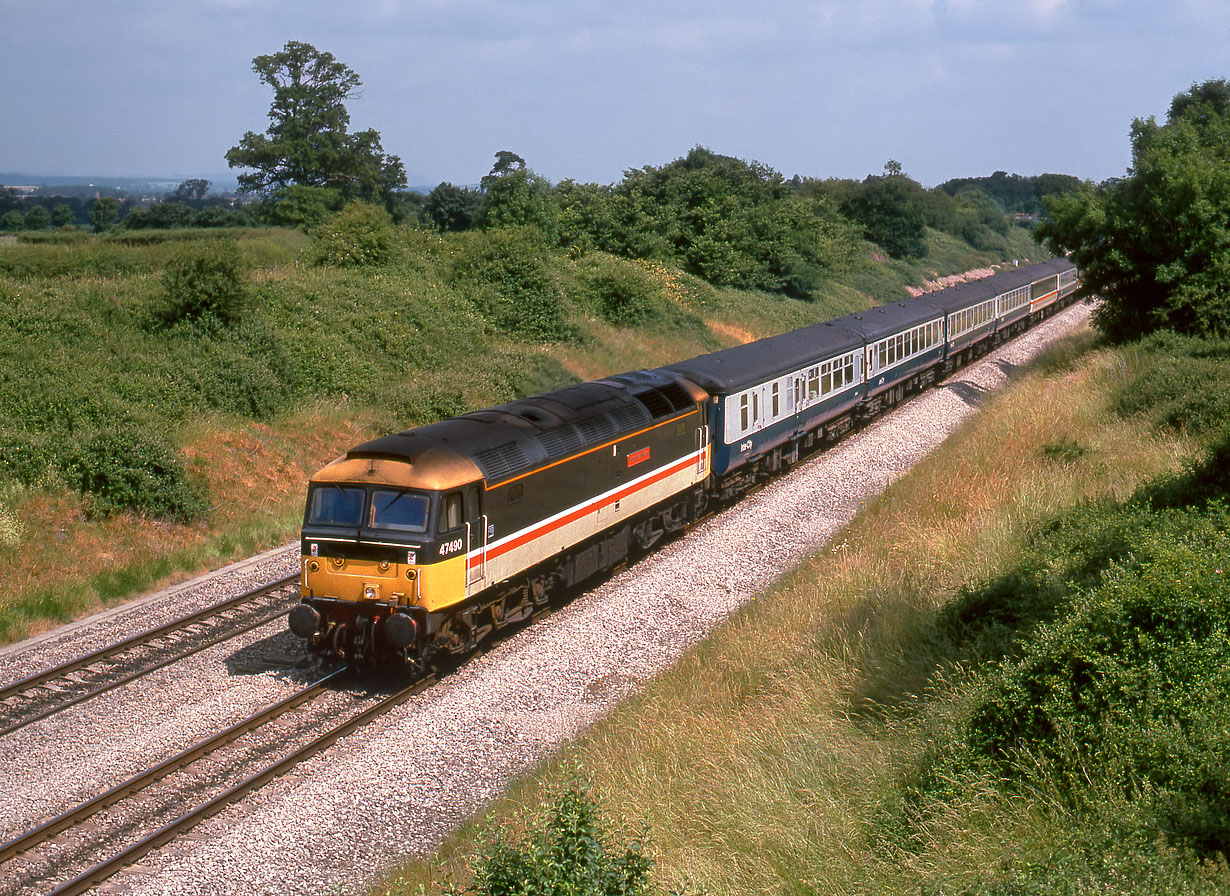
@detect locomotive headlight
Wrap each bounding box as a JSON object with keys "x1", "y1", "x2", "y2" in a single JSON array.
[
  {"x1": 307, "y1": 560, "x2": 320, "y2": 573},
  {"x1": 363, "y1": 584, "x2": 378, "y2": 601}
]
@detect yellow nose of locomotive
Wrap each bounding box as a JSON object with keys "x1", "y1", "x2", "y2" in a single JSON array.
[{"x1": 302, "y1": 553, "x2": 417, "y2": 606}]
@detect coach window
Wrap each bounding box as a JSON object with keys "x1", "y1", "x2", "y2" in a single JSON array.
[
  {"x1": 441, "y1": 492, "x2": 463, "y2": 532},
  {"x1": 771, "y1": 382, "x2": 780, "y2": 418},
  {"x1": 740, "y1": 394, "x2": 750, "y2": 432}
]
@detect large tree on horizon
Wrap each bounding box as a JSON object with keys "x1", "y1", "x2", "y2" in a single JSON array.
[{"x1": 225, "y1": 41, "x2": 406, "y2": 206}]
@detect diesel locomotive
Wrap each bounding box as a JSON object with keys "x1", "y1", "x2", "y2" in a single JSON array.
[{"x1": 289, "y1": 258, "x2": 1080, "y2": 669}]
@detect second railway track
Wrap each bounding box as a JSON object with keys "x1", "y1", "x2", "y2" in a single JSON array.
[
  {"x1": 0, "y1": 667, "x2": 435, "y2": 896},
  {"x1": 0, "y1": 574, "x2": 301, "y2": 739}
]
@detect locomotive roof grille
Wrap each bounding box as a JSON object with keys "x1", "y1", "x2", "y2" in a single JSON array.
[
  {"x1": 576, "y1": 414, "x2": 618, "y2": 444},
  {"x1": 537, "y1": 425, "x2": 585, "y2": 460},
  {"x1": 632, "y1": 388, "x2": 674, "y2": 419},
  {"x1": 659, "y1": 382, "x2": 695, "y2": 411},
  {"x1": 472, "y1": 441, "x2": 531, "y2": 481},
  {"x1": 609, "y1": 403, "x2": 651, "y2": 431}
]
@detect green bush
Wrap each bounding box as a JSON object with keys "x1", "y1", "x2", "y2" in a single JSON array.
[
  {"x1": 311, "y1": 201, "x2": 397, "y2": 267},
  {"x1": 64, "y1": 426, "x2": 207, "y2": 521},
  {"x1": 173, "y1": 320, "x2": 293, "y2": 419},
  {"x1": 446, "y1": 783, "x2": 655, "y2": 896},
  {"x1": 1111, "y1": 333, "x2": 1230, "y2": 435},
  {"x1": 449, "y1": 227, "x2": 573, "y2": 342},
  {"x1": 898, "y1": 427, "x2": 1230, "y2": 866},
  {"x1": 964, "y1": 515, "x2": 1230, "y2": 854},
  {"x1": 577, "y1": 257, "x2": 661, "y2": 326},
  {"x1": 157, "y1": 240, "x2": 247, "y2": 326},
  {"x1": 0, "y1": 426, "x2": 55, "y2": 485}
]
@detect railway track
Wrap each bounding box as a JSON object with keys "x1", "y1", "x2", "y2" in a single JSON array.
[
  {"x1": 0, "y1": 667, "x2": 435, "y2": 895},
  {"x1": 0, "y1": 574, "x2": 301, "y2": 738}
]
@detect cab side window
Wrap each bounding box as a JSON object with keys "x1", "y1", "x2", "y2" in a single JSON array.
[{"x1": 441, "y1": 493, "x2": 463, "y2": 532}]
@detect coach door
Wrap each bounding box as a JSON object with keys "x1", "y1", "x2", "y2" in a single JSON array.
[{"x1": 464, "y1": 483, "x2": 488, "y2": 593}]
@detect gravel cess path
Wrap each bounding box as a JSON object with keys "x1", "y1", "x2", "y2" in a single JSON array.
[{"x1": 2, "y1": 302, "x2": 1091, "y2": 896}]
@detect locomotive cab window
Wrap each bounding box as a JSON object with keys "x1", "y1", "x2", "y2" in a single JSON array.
[
  {"x1": 370, "y1": 489, "x2": 430, "y2": 532},
  {"x1": 307, "y1": 485, "x2": 365, "y2": 527},
  {"x1": 440, "y1": 492, "x2": 463, "y2": 532}
]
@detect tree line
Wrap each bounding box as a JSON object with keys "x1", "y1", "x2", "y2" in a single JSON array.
[{"x1": 0, "y1": 182, "x2": 252, "y2": 232}]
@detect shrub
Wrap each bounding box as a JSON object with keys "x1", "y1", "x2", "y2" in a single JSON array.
[
  {"x1": 449, "y1": 783, "x2": 655, "y2": 896},
  {"x1": 312, "y1": 201, "x2": 397, "y2": 267},
  {"x1": 64, "y1": 425, "x2": 207, "y2": 521},
  {"x1": 266, "y1": 184, "x2": 344, "y2": 230},
  {"x1": 0, "y1": 426, "x2": 56, "y2": 485},
  {"x1": 963, "y1": 508, "x2": 1230, "y2": 855},
  {"x1": 157, "y1": 240, "x2": 247, "y2": 326},
  {"x1": 578, "y1": 257, "x2": 661, "y2": 326},
  {"x1": 1111, "y1": 333, "x2": 1230, "y2": 435},
  {"x1": 449, "y1": 228, "x2": 572, "y2": 341}
]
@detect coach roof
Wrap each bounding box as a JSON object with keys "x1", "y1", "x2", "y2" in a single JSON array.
[{"x1": 663, "y1": 323, "x2": 864, "y2": 393}]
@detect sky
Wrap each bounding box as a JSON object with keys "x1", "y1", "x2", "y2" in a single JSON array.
[{"x1": 1, "y1": 0, "x2": 1225, "y2": 190}]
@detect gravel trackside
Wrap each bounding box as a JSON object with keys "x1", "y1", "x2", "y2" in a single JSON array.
[{"x1": 2, "y1": 302, "x2": 1092, "y2": 896}]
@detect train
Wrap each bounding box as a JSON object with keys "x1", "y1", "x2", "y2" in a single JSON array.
[{"x1": 288, "y1": 258, "x2": 1081, "y2": 669}]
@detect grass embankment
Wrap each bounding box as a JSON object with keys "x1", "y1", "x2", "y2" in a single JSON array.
[
  {"x1": 0, "y1": 224, "x2": 1037, "y2": 642},
  {"x1": 381, "y1": 328, "x2": 1230, "y2": 893}
]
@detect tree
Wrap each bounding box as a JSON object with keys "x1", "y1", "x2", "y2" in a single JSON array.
[
  {"x1": 264, "y1": 184, "x2": 342, "y2": 229},
  {"x1": 425, "y1": 182, "x2": 483, "y2": 232},
  {"x1": 1039, "y1": 79, "x2": 1230, "y2": 341},
  {"x1": 51, "y1": 204, "x2": 75, "y2": 227},
  {"x1": 484, "y1": 150, "x2": 526, "y2": 182},
  {"x1": 839, "y1": 165, "x2": 929, "y2": 259},
  {"x1": 0, "y1": 209, "x2": 23, "y2": 231},
  {"x1": 23, "y1": 205, "x2": 51, "y2": 230},
  {"x1": 561, "y1": 146, "x2": 859, "y2": 296},
  {"x1": 90, "y1": 197, "x2": 120, "y2": 231},
  {"x1": 479, "y1": 151, "x2": 558, "y2": 237},
  {"x1": 225, "y1": 41, "x2": 406, "y2": 206},
  {"x1": 170, "y1": 179, "x2": 211, "y2": 206}
]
